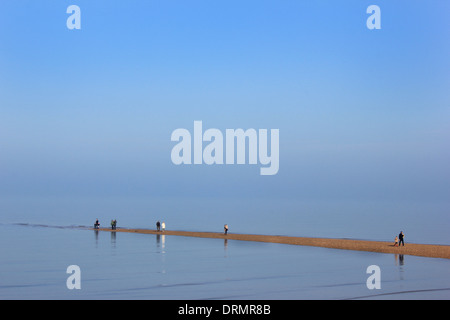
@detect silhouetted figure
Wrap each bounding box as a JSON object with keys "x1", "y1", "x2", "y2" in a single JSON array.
[
  {"x1": 94, "y1": 219, "x2": 100, "y2": 229},
  {"x1": 224, "y1": 224, "x2": 228, "y2": 235},
  {"x1": 156, "y1": 221, "x2": 161, "y2": 232},
  {"x1": 398, "y1": 231, "x2": 405, "y2": 246}
]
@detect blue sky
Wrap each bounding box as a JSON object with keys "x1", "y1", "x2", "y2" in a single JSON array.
[{"x1": 0, "y1": 0, "x2": 449, "y2": 207}]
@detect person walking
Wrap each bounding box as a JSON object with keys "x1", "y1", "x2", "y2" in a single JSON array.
[
  {"x1": 224, "y1": 224, "x2": 228, "y2": 235},
  {"x1": 394, "y1": 236, "x2": 399, "y2": 247},
  {"x1": 94, "y1": 219, "x2": 100, "y2": 229},
  {"x1": 398, "y1": 231, "x2": 405, "y2": 246},
  {"x1": 161, "y1": 222, "x2": 165, "y2": 232},
  {"x1": 156, "y1": 221, "x2": 161, "y2": 232}
]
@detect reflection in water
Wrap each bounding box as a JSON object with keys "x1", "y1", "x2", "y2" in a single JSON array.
[
  {"x1": 395, "y1": 254, "x2": 405, "y2": 280},
  {"x1": 224, "y1": 239, "x2": 228, "y2": 258},
  {"x1": 156, "y1": 234, "x2": 166, "y2": 275},
  {"x1": 94, "y1": 230, "x2": 99, "y2": 248},
  {"x1": 156, "y1": 234, "x2": 166, "y2": 254},
  {"x1": 395, "y1": 254, "x2": 405, "y2": 266},
  {"x1": 111, "y1": 231, "x2": 116, "y2": 249}
]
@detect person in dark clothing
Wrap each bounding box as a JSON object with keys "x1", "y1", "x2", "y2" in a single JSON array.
[
  {"x1": 94, "y1": 219, "x2": 100, "y2": 229},
  {"x1": 156, "y1": 221, "x2": 161, "y2": 232},
  {"x1": 398, "y1": 231, "x2": 405, "y2": 246}
]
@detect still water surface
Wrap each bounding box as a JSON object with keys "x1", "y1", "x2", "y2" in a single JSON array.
[{"x1": 1, "y1": 223, "x2": 449, "y2": 299}]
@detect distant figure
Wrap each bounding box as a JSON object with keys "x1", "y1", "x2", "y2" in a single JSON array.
[
  {"x1": 111, "y1": 219, "x2": 117, "y2": 230},
  {"x1": 161, "y1": 221, "x2": 165, "y2": 232},
  {"x1": 156, "y1": 221, "x2": 161, "y2": 232},
  {"x1": 224, "y1": 224, "x2": 228, "y2": 235},
  {"x1": 94, "y1": 219, "x2": 100, "y2": 229},
  {"x1": 398, "y1": 231, "x2": 405, "y2": 246},
  {"x1": 394, "y1": 236, "x2": 398, "y2": 247}
]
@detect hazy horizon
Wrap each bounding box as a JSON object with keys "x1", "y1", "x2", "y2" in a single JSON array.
[{"x1": 1, "y1": 1, "x2": 449, "y2": 244}]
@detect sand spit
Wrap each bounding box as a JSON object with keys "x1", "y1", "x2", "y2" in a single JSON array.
[{"x1": 94, "y1": 228, "x2": 450, "y2": 259}]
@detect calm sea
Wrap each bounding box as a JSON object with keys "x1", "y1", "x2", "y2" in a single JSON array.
[{"x1": 1, "y1": 222, "x2": 449, "y2": 300}]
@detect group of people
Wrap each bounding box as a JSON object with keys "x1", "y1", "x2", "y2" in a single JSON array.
[
  {"x1": 394, "y1": 231, "x2": 405, "y2": 247},
  {"x1": 93, "y1": 219, "x2": 117, "y2": 230},
  {"x1": 96, "y1": 219, "x2": 403, "y2": 246},
  {"x1": 156, "y1": 221, "x2": 166, "y2": 232},
  {"x1": 94, "y1": 219, "x2": 230, "y2": 235},
  {"x1": 111, "y1": 219, "x2": 117, "y2": 230}
]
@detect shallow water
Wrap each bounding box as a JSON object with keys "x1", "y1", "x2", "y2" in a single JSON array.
[
  {"x1": 0, "y1": 223, "x2": 449, "y2": 300},
  {"x1": 1, "y1": 196, "x2": 449, "y2": 246}
]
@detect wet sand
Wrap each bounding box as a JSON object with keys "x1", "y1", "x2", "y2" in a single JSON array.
[{"x1": 95, "y1": 228, "x2": 450, "y2": 259}]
